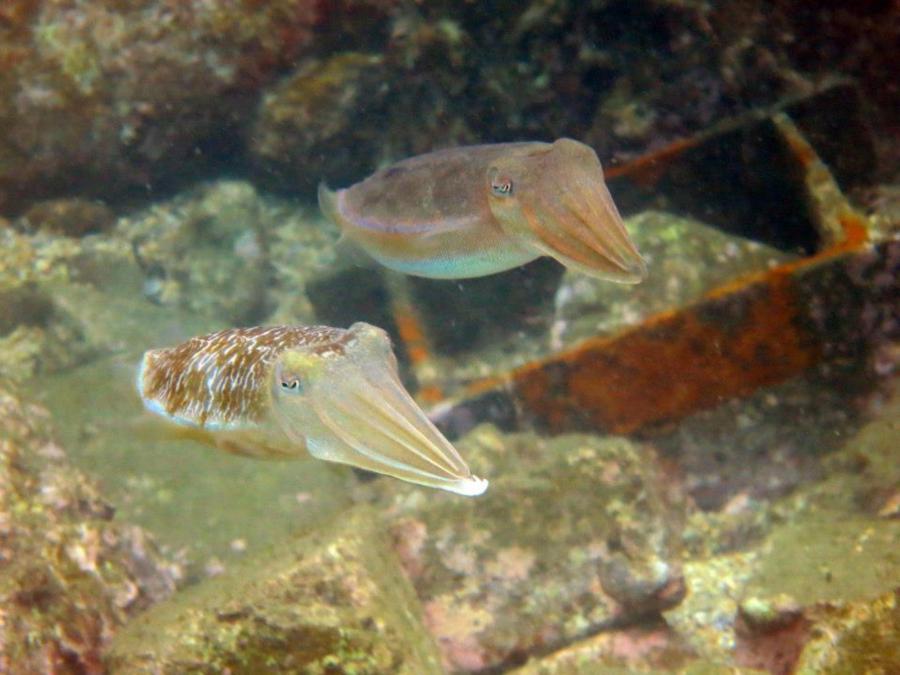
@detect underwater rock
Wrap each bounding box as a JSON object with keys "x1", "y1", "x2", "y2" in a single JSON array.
[
  {"x1": 105, "y1": 507, "x2": 444, "y2": 674},
  {"x1": 0, "y1": 226, "x2": 100, "y2": 381},
  {"x1": 507, "y1": 622, "x2": 699, "y2": 674},
  {"x1": 1, "y1": 0, "x2": 894, "y2": 217},
  {"x1": 250, "y1": 52, "x2": 387, "y2": 192},
  {"x1": 123, "y1": 181, "x2": 278, "y2": 325},
  {"x1": 0, "y1": 0, "x2": 326, "y2": 215},
  {"x1": 792, "y1": 588, "x2": 900, "y2": 674},
  {"x1": 666, "y1": 380, "x2": 900, "y2": 669},
  {"x1": 0, "y1": 384, "x2": 181, "y2": 674},
  {"x1": 22, "y1": 198, "x2": 115, "y2": 237},
  {"x1": 109, "y1": 177, "x2": 337, "y2": 329},
  {"x1": 656, "y1": 360, "x2": 876, "y2": 514},
  {"x1": 550, "y1": 211, "x2": 795, "y2": 349},
  {"x1": 510, "y1": 626, "x2": 768, "y2": 675},
  {"x1": 372, "y1": 425, "x2": 685, "y2": 672}
]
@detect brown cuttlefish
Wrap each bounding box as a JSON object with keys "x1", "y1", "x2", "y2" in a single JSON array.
[
  {"x1": 319, "y1": 138, "x2": 646, "y2": 281},
  {"x1": 136, "y1": 323, "x2": 487, "y2": 496}
]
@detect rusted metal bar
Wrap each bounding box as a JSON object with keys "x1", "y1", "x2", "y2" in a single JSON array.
[
  {"x1": 382, "y1": 273, "x2": 446, "y2": 404},
  {"x1": 434, "y1": 233, "x2": 894, "y2": 439}
]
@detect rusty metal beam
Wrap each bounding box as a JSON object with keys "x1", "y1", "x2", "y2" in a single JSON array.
[{"x1": 440, "y1": 231, "x2": 893, "y2": 437}]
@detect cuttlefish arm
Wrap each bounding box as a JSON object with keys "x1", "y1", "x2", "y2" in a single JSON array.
[
  {"x1": 319, "y1": 138, "x2": 646, "y2": 282},
  {"x1": 137, "y1": 324, "x2": 487, "y2": 496},
  {"x1": 271, "y1": 323, "x2": 487, "y2": 496}
]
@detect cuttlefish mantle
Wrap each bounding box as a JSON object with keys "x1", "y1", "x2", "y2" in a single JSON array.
[
  {"x1": 136, "y1": 323, "x2": 487, "y2": 496},
  {"x1": 319, "y1": 137, "x2": 646, "y2": 281}
]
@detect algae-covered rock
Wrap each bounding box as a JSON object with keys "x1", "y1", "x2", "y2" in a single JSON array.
[
  {"x1": 0, "y1": 217, "x2": 134, "y2": 381},
  {"x1": 117, "y1": 178, "x2": 340, "y2": 326},
  {"x1": 550, "y1": 211, "x2": 796, "y2": 349},
  {"x1": 514, "y1": 630, "x2": 765, "y2": 675},
  {"x1": 375, "y1": 425, "x2": 685, "y2": 672},
  {"x1": 739, "y1": 380, "x2": 900, "y2": 611},
  {"x1": 250, "y1": 52, "x2": 387, "y2": 192},
  {"x1": 0, "y1": 0, "x2": 325, "y2": 215},
  {"x1": 123, "y1": 180, "x2": 275, "y2": 325},
  {"x1": 105, "y1": 507, "x2": 444, "y2": 674},
  {"x1": 507, "y1": 623, "x2": 703, "y2": 675},
  {"x1": 741, "y1": 509, "x2": 899, "y2": 610},
  {"x1": 0, "y1": 204, "x2": 214, "y2": 382},
  {"x1": 22, "y1": 198, "x2": 115, "y2": 237},
  {"x1": 794, "y1": 588, "x2": 900, "y2": 674},
  {"x1": 0, "y1": 384, "x2": 180, "y2": 674},
  {"x1": 666, "y1": 379, "x2": 900, "y2": 670}
]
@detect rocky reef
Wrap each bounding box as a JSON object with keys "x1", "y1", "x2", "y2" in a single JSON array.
[
  {"x1": 377, "y1": 429, "x2": 685, "y2": 672},
  {"x1": 0, "y1": 383, "x2": 181, "y2": 673},
  {"x1": 1, "y1": 1, "x2": 896, "y2": 216},
  {"x1": 90, "y1": 384, "x2": 900, "y2": 673},
  {"x1": 0, "y1": 1, "x2": 897, "y2": 673},
  {"x1": 106, "y1": 508, "x2": 444, "y2": 674}
]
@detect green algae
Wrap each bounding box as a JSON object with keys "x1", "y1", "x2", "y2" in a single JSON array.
[
  {"x1": 743, "y1": 388, "x2": 900, "y2": 608},
  {"x1": 744, "y1": 510, "x2": 899, "y2": 608}
]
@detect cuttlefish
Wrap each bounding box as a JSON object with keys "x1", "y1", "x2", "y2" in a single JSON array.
[
  {"x1": 136, "y1": 322, "x2": 487, "y2": 496},
  {"x1": 319, "y1": 137, "x2": 646, "y2": 281}
]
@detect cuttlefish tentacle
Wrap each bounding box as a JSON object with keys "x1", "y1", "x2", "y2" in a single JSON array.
[
  {"x1": 317, "y1": 379, "x2": 449, "y2": 472},
  {"x1": 347, "y1": 381, "x2": 466, "y2": 475},
  {"x1": 521, "y1": 192, "x2": 644, "y2": 282},
  {"x1": 137, "y1": 323, "x2": 487, "y2": 496},
  {"x1": 562, "y1": 185, "x2": 639, "y2": 271},
  {"x1": 310, "y1": 384, "x2": 484, "y2": 495},
  {"x1": 328, "y1": 353, "x2": 474, "y2": 477},
  {"x1": 319, "y1": 137, "x2": 646, "y2": 282}
]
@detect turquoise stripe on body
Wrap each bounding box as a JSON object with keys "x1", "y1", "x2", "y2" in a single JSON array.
[{"x1": 369, "y1": 246, "x2": 538, "y2": 279}]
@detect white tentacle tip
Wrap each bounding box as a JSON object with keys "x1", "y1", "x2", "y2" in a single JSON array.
[{"x1": 448, "y1": 475, "x2": 489, "y2": 497}]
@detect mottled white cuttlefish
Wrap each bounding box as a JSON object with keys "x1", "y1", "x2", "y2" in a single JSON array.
[{"x1": 136, "y1": 322, "x2": 487, "y2": 496}]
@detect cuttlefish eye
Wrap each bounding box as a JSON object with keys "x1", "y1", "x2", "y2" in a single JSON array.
[{"x1": 488, "y1": 167, "x2": 514, "y2": 197}]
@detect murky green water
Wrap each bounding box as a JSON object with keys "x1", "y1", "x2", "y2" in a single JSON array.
[{"x1": 1, "y1": 2, "x2": 897, "y2": 673}]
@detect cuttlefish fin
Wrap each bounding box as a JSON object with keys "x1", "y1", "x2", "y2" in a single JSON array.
[
  {"x1": 317, "y1": 182, "x2": 343, "y2": 229},
  {"x1": 319, "y1": 182, "x2": 382, "y2": 270},
  {"x1": 128, "y1": 412, "x2": 218, "y2": 447},
  {"x1": 130, "y1": 410, "x2": 294, "y2": 459}
]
